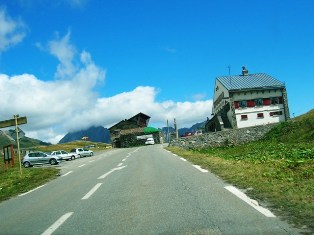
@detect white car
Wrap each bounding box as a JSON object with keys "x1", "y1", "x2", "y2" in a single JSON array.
[
  {"x1": 70, "y1": 148, "x2": 93, "y2": 158},
  {"x1": 48, "y1": 150, "x2": 79, "y2": 161},
  {"x1": 145, "y1": 137, "x2": 155, "y2": 145}
]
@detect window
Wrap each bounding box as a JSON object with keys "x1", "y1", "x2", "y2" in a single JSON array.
[
  {"x1": 234, "y1": 101, "x2": 239, "y2": 109},
  {"x1": 270, "y1": 111, "x2": 283, "y2": 116},
  {"x1": 247, "y1": 100, "x2": 255, "y2": 107},
  {"x1": 270, "y1": 97, "x2": 279, "y2": 105},
  {"x1": 241, "y1": 115, "x2": 248, "y2": 120},
  {"x1": 279, "y1": 96, "x2": 283, "y2": 104},
  {"x1": 239, "y1": 100, "x2": 247, "y2": 108},
  {"x1": 255, "y1": 98, "x2": 263, "y2": 106},
  {"x1": 257, "y1": 113, "x2": 264, "y2": 118}
]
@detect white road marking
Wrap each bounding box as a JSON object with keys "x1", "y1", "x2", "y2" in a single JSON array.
[
  {"x1": 180, "y1": 157, "x2": 187, "y2": 162},
  {"x1": 225, "y1": 186, "x2": 276, "y2": 218},
  {"x1": 117, "y1": 163, "x2": 123, "y2": 167},
  {"x1": 41, "y1": 212, "x2": 74, "y2": 235},
  {"x1": 122, "y1": 158, "x2": 127, "y2": 162},
  {"x1": 173, "y1": 154, "x2": 178, "y2": 156},
  {"x1": 193, "y1": 165, "x2": 208, "y2": 173},
  {"x1": 82, "y1": 183, "x2": 102, "y2": 200},
  {"x1": 89, "y1": 160, "x2": 95, "y2": 163},
  {"x1": 98, "y1": 166, "x2": 127, "y2": 179},
  {"x1": 61, "y1": 171, "x2": 73, "y2": 177},
  {"x1": 78, "y1": 164, "x2": 86, "y2": 168},
  {"x1": 19, "y1": 184, "x2": 46, "y2": 196}
]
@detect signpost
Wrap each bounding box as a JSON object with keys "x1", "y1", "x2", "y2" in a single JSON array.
[{"x1": 0, "y1": 115, "x2": 27, "y2": 175}]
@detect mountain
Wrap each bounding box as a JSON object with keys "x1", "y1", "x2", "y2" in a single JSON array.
[
  {"x1": 0, "y1": 130, "x2": 50, "y2": 148},
  {"x1": 59, "y1": 126, "x2": 110, "y2": 144},
  {"x1": 161, "y1": 121, "x2": 206, "y2": 137}
]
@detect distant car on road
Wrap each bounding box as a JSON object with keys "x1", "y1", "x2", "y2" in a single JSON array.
[
  {"x1": 70, "y1": 148, "x2": 93, "y2": 158},
  {"x1": 47, "y1": 150, "x2": 79, "y2": 161},
  {"x1": 145, "y1": 137, "x2": 155, "y2": 145},
  {"x1": 22, "y1": 151, "x2": 60, "y2": 168}
]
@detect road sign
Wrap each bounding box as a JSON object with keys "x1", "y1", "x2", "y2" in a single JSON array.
[{"x1": 0, "y1": 116, "x2": 27, "y2": 128}]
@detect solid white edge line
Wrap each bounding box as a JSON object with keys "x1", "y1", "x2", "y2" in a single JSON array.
[
  {"x1": 82, "y1": 183, "x2": 102, "y2": 200},
  {"x1": 19, "y1": 184, "x2": 46, "y2": 196},
  {"x1": 225, "y1": 186, "x2": 276, "y2": 218},
  {"x1": 78, "y1": 164, "x2": 86, "y2": 168},
  {"x1": 41, "y1": 212, "x2": 74, "y2": 235},
  {"x1": 180, "y1": 157, "x2": 187, "y2": 162},
  {"x1": 192, "y1": 165, "x2": 208, "y2": 173},
  {"x1": 61, "y1": 171, "x2": 73, "y2": 177}
]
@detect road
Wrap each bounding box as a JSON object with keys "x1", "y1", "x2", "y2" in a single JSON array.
[{"x1": 0, "y1": 144, "x2": 300, "y2": 234}]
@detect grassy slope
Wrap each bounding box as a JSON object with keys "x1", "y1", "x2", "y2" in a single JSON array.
[
  {"x1": 167, "y1": 109, "x2": 314, "y2": 233},
  {"x1": 0, "y1": 141, "x2": 110, "y2": 202}
]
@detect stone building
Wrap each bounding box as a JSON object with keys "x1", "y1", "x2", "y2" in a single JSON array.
[
  {"x1": 205, "y1": 67, "x2": 290, "y2": 132},
  {"x1": 109, "y1": 112, "x2": 160, "y2": 148}
]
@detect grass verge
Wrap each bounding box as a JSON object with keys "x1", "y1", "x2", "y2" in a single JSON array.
[
  {"x1": 166, "y1": 141, "x2": 314, "y2": 234},
  {"x1": 0, "y1": 162, "x2": 60, "y2": 202}
]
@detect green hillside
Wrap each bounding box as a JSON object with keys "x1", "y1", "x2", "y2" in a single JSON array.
[{"x1": 264, "y1": 109, "x2": 314, "y2": 143}]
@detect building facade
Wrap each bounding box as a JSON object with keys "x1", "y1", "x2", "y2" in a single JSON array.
[{"x1": 206, "y1": 67, "x2": 290, "y2": 132}]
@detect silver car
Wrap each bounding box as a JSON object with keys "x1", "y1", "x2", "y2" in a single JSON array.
[
  {"x1": 48, "y1": 150, "x2": 78, "y2": 161},
  {"x1": 70, "y1": 148, "x2": 93, "y2": 158},
  {"x1": 22, "y1": 151, "x2": 60, "y2": 168}
]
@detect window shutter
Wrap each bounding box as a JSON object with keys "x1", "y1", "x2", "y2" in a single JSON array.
[
  {"x1": 234, "y1": 101, "x2": 239, "y2": 109},
  {"x1": 263, "y1": 98, "x2": 270, "y2": 105}
]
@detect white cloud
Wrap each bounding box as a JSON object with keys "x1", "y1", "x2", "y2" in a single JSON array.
[
  {"x1": 0, "y1": 8, "x2": 27, "y2": 52},
  {"x1": 48, "y1": 31, "x2": 77, "y2": 79},
  {"x1": 0, "y1": 32, "x2": 212, "y2": 144}
]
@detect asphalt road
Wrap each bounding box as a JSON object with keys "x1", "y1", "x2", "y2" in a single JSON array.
[{"x1": 0, "y1": 145, "x2": 301, "y2": 235}]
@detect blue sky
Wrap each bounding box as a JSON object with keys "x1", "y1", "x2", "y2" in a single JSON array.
[{"x1": 0, "y1": 0, "x2": 313, "y2": 143}]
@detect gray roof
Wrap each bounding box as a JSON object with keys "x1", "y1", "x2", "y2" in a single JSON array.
[{"x1": 217, "y1": 73, "x2": 285, "y2": 91}]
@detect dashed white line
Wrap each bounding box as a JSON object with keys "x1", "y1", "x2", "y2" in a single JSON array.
[
  {"x1": 89, "y1": 160, "x2": 95, "y2": 163},
  {"x1": 78, "y1": 164, "x2": 86, "y2": 168},
  {"x1": 82, "y1": 183, "x2": 102, "y2": 200},
  {"x1": 41, "y1": 212, "x2": 74, "y2": 235},
  {"x1": 19, "y1": 184, "x2": 46, "y2": 196},
  {"x1": 173, "y1": 154, "x2": 178, "y2": 156},
  {"x1": 98, "y1": 166, "x2": 127, "y2": 179},
  {"x1": 180, "y1": 157, "x2": 187, "y2": 162},
  {"x1": 193, "y1": 165, "x2": 208, "y2": 173},
  {"x1": 225, "y1": 186, "x2": 276, "y2": 218},
  {"x1": 122, "y1": 158, "x2": 127, "y2": 162},
  {"x1": 61, "y1": 171, "x2": 73, "y2": 177},
  {"x1": 117, "y1": 163, "x2": 123, "y2": 167}
]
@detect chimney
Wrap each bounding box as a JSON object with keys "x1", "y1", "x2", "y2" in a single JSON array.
[{"x1": 242, "y1": 66, "x2": 248, "y2": 76}]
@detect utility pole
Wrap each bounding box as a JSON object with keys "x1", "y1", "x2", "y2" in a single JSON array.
[
  {"x1": 14, "y1": 115, "x2": 23, "y2": 176},
  {"x1": 167, "y1": 120, "x2": 170, "y2": 143},
  {"x1": 174, "y1": 118, "x2": 178, "y2": 139}
]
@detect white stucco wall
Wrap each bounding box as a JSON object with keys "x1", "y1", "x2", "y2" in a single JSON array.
[{"x1": 233, "y1": 89, "x2": 285, "y2": 128}]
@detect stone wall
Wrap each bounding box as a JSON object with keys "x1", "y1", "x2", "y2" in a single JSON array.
[{"x1": 169, "y1": 124, "x2": 277, "y2": 149}]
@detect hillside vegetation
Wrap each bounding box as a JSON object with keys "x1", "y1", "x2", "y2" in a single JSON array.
[{"x1": 167, "y1": 109, "x2": 314, "y2": 234}]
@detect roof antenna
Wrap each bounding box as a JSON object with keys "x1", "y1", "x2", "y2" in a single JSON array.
[{"x1": 227, "y1": 65, "x2": 231, "y2": 75}]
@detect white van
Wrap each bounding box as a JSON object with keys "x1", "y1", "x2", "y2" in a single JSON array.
[{"x1": 145, "y1": 137, "x2": 155, "y2": 145}]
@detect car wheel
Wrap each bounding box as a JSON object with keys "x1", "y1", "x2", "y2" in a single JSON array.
[
  {"x1": 90, "y1": 153, "x2": 93, "y2": 157},
  {"x1": 23, "y1": 161, "x2": 31, "y2": 168},
  {"x1": 49, "y1": 159, "x2": 58, "y2": 165},
  {"x1": 71, "y1": 156, "x2": 75, "y2": 160}
]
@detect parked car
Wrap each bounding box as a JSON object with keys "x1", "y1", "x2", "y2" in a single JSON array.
[
  {"x1": 145, "y1": 137, "x2": 155, "y2": 145},
  {"x1": 22, "y1": 151, "x2": 60, "y2": 168},
  {"x1": 70, "y1": 148, "x2": 93, "y2": 157},
  {"x1": 48, "y1": 150, "x2": 79, "y2": 161}
]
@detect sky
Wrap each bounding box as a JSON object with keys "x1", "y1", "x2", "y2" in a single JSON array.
[{"x1": 0, "y1": 0, "x2": 313, "y2": 144}]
